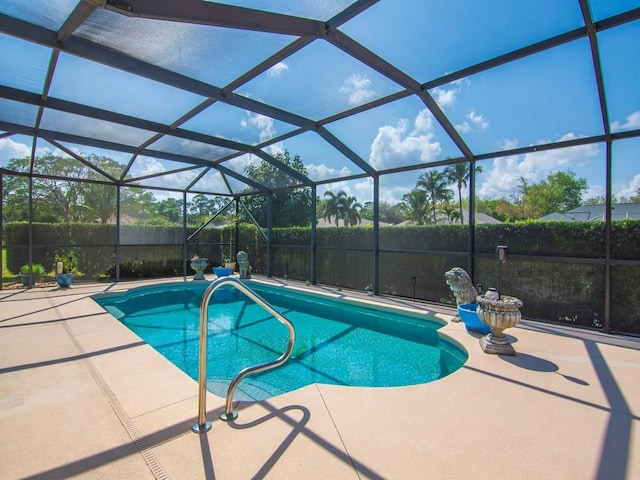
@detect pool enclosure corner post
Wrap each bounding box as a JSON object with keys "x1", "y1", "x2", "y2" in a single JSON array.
[
  {"x1": 192, "y1": 276, "x2": 296, "y2": 433},
  {"x1": 311, "y1": 184, "x2": 317, "y2": 285},
  {"x1": 267, "y1": 194, "x2": 273, "y2": 277}
]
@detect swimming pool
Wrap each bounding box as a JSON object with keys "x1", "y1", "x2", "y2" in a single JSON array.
[{"x1": 92, "y1": 281, "x2": 467, "y2": 401}]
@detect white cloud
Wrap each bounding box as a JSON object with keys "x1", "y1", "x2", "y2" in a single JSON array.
[
  {"x1": 431, "y1": 86, "x2": 456, "y2": 107},
  {"x1": 306, "y1": 163, "x2": 352, "y2": 181},
  {"x1": 129, "y1": 156, "x2": 166, "y2": 177},
  {"x1": 414, "y1": 109, "x2": 433, "y2": 132},
  {"x1": 0, "y1": 137, "x2": 31, "y2": 164},
  {"x1": 264, "y1": 142, "x2": 284, "y2": 156},
  {"x1": 456, "y1": 121, "x2": 471, "y2": 133},
  {"x1": 500, "y1": 138, "x2": 519, "y2": 151},
  {"x1": 243, "y1": 112, "x2": 276, "y2": 143},
  {"x1": 611, "y1": 111, "x2": 640, "y2": 131},
  {"x1": 340, "y1": 74, "x2": 375, "y2": 105},
  {"x1": 268, "y1": 62, "x2": 289, "y2": 78},
  {"x1": 226, "y1": 153, "x2": 260, "y2": 173},
  {"x1": 456, "y1": 111, "x2": 488, "y2": 133},
  {"x1": 477, "y1": 133, "x2": 600, "y2": 199},
  {"x1": 368, "y1": 109, "x2": 441, "y2": 169},
  {"x1": 614, "y1": 173, "x2": 640, "y2": 200},
  {"x1": 468, "y1": 111, "x2": 488, "y2": 129}
]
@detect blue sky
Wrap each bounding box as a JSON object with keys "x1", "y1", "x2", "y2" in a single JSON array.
[{"x1": 1, "y1": 0, "x2": 640, "y2": 207}]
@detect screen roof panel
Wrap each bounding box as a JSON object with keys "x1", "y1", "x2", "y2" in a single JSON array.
[
  {"x1": 431, "y1": 38, "x2": 604, "y2": 154},
  {"x1": 75, "y1": 8, "x2": 297, "y2": 88},
  {"x1": 234, "y1": 40, "x2": 403, "y2": 119},
  {"x1": 0, "y1": 34, "x2": 51, "y2": 95},
  {"x1": 146, "y1": 135, "x2": 238, "y2": 163},
  {"x1": 588, "y1": 0, "x2": 640, "y2": 21},
  {"x1": 49, "y1": 53, "x2": 206, "y2": 124},
  {"x1": 264, "y1": 131, "x2": 367, "y2": 182},
  {"x1": 0, "y1": 0, "x2": 80, "y2": 31},
  {"x1": 599, "y1": 20, "x2": 640, "y2": 134},
  {"x1": 0, "y1": 99, "x2": 40, "y2": 129},
  {"x1": 39, "y1": 108, "x2": 157, "y2": 147},
  {"x1": 341, "y1": 0, "x2": 585, "y2": 84},
  {"x1": 128, "y1": 156, "x2": 205, "y2": 190},
  {"x1": 325, "y1": 95, "x2": 463, "y2": 170},
  {"x1": 180, "y1": 101, "x2": 298, "y2": 145}
]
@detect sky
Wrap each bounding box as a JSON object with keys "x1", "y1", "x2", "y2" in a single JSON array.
[{"x1": 1, "y1": 0, "x2": 640, "y2": 207}]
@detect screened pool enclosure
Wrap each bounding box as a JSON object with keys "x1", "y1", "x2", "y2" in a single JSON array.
[{"x1": 1, "y1": 1, "x2": 640, "y2": 336}]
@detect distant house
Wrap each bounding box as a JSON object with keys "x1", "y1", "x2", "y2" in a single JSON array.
[
  {"x1": 392, "y1": 210, "x2": 501, "y2": 226},
  {"x1": 539, "y1": 203, "x2": 640, "y2": 222},
  {"x1": 316, "y1": 217, "x2": 389, "y2": 228}
]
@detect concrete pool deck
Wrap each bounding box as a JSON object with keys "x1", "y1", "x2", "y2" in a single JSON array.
[{"x1": 1, "y1": 277, "x2": 639, "y2": 479}]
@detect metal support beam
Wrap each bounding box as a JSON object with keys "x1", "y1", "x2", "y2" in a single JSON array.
[
  {"x1": 101, "y1": 0, "x2": 324, "y2": 37},
  {"x1": 372, "y1": 175, "x2": 380, "y2": 294},
  {"x1": 311, "y1": 185, "x2": 317, "y2": 284}
]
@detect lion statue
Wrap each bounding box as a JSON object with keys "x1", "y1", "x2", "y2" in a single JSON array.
[
  {"x1": 444, "y1": 267, "x2": 478, "y2": 322},
  {"x1": 236, "y1": 251, "x2": 251, "y2": 279}
]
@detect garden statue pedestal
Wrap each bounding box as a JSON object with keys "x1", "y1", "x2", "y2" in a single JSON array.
[
  {"x1": 476, "y1": 294, "x2": 523, "y2": 356},
  {"x1": 191, "y1": 257, "x2": 209, "y2": 281}
]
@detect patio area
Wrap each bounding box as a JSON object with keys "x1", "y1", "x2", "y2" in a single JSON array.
[{"x1": 1, "y1": 278, "x2": 638, "y2": 480}]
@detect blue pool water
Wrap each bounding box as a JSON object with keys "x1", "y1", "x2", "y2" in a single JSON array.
[{"x1": 92, "y1": 281, "x2": 467, "y2": 400}]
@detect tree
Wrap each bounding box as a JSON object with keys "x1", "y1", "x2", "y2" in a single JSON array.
[
  {"x1": 243, "y1": 150, "x2": 312, "y2": 227},
  {"x1": 81, "y1": 155, "x2": 123, "y2": 223},
  {"x1": 342, "y1": 194, "x2": 363, "y2": 226},
  {"x1": 416, "y1": 169, "x2": 454, "y2": 223},
  {"x1": 517, "y1": 170, "x2": 587, "y2": 218},
  {"x1": 322, "y1": 190, "x2": 363, "y2": 226},
  {"x1": 323, "y1": 190, "x2": 345, "y2": 226},
  {"x1": 441, "y1": 203, "x2": 461, "y2": 224},
  {"x1": 3, "y1": 154, "x2": 120, "y2": 223},
  {"x1": 156, "y1": 197, "x2": 183, "y2": 224},
  {"x1": 444, "y1": 161, "x2": 482, "y2": 224},
  {"x1": 400, "y1": 189, "x2": 428, "y2": 225},
  {"x1": 475, "y1": 169, "x2": 589, "y2": 221}
]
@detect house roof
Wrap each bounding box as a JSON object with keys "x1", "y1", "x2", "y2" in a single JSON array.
[{"x1": 539, "y1": 203, "x2": 640, "y2": 222}]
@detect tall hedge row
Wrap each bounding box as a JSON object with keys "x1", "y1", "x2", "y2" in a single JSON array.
[{"x1": 4, "y1": 220, "x2": 639, "y2": 335}]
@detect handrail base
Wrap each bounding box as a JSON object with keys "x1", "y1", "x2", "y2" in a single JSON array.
[
  {"x1": 220, "y1": 411, "x2": 238, "y2": 422},
  {"x1": 191, "y1": 421, "x2": 212, "y2": 433}
]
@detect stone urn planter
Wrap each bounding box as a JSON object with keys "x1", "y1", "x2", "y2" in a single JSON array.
[
  {"x1": 190, "y1": 256, "x2": 209, "y2": 281},
  {"x1": 476, "y1": 294, "x2": 523, "y2": 356}
]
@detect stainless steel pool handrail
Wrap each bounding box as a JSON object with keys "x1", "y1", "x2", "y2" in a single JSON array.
[{"x1": 192, "y1": 276, "x2": 296, "y2": 433}]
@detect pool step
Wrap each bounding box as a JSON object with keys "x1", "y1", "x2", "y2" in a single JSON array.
[{"x1": 207, "y1": 377, "x2": 286, "y2": 401}]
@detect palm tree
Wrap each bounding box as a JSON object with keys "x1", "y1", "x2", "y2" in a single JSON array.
[
  {"x1": 444, "y1": 161, "x2": 483, "y2": 224},
  {"x1": 323, "y1": 190, "x2": 363, "y2": 226},
  {"x1": 342, "y1": 194, "x2": 363, "y2": 226},
  {"x1": 441, "y1": 204, "x2": 461, "y2": 224},
  {"x1": 323, "y1": 190, "x2": 345, "y2": 226},
  {"x1": 400, "y1": 189, "x2": 428, "y2": 224},
  {"x1": 416, "y1": 170, "x2": 453, "y2": 224}
]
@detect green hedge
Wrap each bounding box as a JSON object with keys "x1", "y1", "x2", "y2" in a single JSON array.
[{"x1": 4, "y1": 220, "x2": 639, "y2": 335}]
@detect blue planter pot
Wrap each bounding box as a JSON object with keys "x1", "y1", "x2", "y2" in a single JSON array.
[
  {"x1": 56, "y1": 273, "x2": 74, "y2": 288},
  {"x1": 213, "y1": 266, "x2": 233, "y2": 277},
  {"x1": 457, "y1": 303, "x2": 491, "y2": 334}
]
